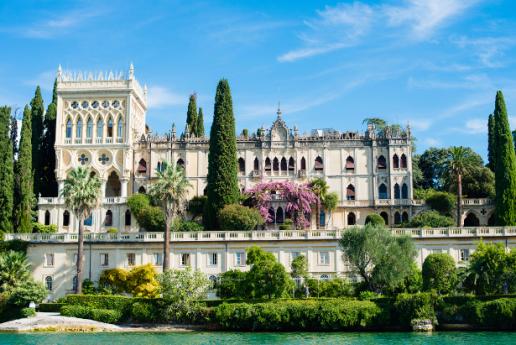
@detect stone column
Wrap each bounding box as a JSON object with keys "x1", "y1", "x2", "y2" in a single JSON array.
[
  {"x1": 101, "y1": 179, "x2": 107, "y2": 198},
  {"x1": 121, "y1": 178, "x2": 129, "y2": 197}
]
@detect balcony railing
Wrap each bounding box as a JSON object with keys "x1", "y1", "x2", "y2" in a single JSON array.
[
  {"x1": 38, "y1": 197, "x2": 127, "y2": 205},
  {"x1": 5, "y1": 227, "x2": 516, "y2": 243}
]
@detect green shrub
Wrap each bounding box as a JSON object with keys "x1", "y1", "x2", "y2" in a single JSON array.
[
  {"x1": 406, "y1": 210, "x2": 454, "y2": 228},
  {"x1": 188, "y1": 196, "x2": 207, "y2": 220},
  {"x1": 21, "y1": 307, "x2": 36, "y2": 318},
  {"x1": 425, "y1": 191, "x2": 455, "y2": 216},
  {"x1": 216, "y1": 269, "x2": 248, "y2": 299},
  {"x1": 32, "y1": 222, "x2": 57, "y2": 234},
  {"x1": 422, "y1": 253, "x2": 457, "y2": 294},
  {"x1": 364, "y1": 214, "x2": 385, "y2": 226},
  {"x1": 82, "y1": 279, "x2": 96, "y2": 294},
  {"x1": 139, "y1": 206, "x2": 166, "y2": 232},
  {"x1": 38, "y1": 303, "x2": 64, "y2": 312},
  {"x1": 466, "y1": 298, "x2": 516, "y2": 329},
  {"x1": 61, "y1": 305, "x2": 122, "y2": 324},
  {"x1": 62, "y1": 294, "x2": 133, "y2": 319},
  {"x1": 127, "y1": 194, "x2": 151, "y2": 218},
  {"x1": 7, "y1": 280, "x2": 48, "y2": 307},
  {"x1": 174, "y1": 219, "x2": 204, "y2": 232},
  {"x1": 394, "y1": 292, "x2": 437, "y2": 327},
  {"x1": 218, "y1": 204, "x2": 264, "y2": 230},
  {"x1": 126, "y1": 264, "x2": 159, "y2": 298},
  {"x1": 214, "y1": 299, "x2": 385, "y2": 331},
  {"x1": 279, "y1": 219, "x2": 293, "y2": 230},
  {"x1": 107, "y1": 227, "x2": 118, "y2": 234},
  {"x1": 98, "y1": 268, "x2": 128, "y2": 293},
  {"x1": 306, "y1": 278, "x2": 354, "y2": 298},
  {"x1": 130, "y1": 301, "x2": 160, "y2": 323}
]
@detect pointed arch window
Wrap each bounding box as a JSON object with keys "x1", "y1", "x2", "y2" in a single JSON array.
[
  {"x1": 125, "y1": 210, "x2": 131, "y2": 226},
  {"x1": 117, "y1": 118, "x2": 123, "y2": 140},
  {"x1": 138, "y1": 159, "x2": 147, "y2": 173},
  {"x1": 288, "y1": 157, "x2": 295, "y2": 171},
  {"x1": 314, "y1": 156, "x2": 324, "y2": 171},
  {"x1": 400, "y1": 154, "x2": 408, "y2": 169},
  {"x1": 393, "y1": 154, "x2": 399, "y2": 169},
  {"x1": 268, "y1": 207, "x2": 275, "y2": 223},
  {"x1": 107, "y1": 117, "x2": 113, "y2": 137},
  {"x1": 394, "y1": 212, "x2": 401, "y2": 225},
  {"x1": 96, "y1": 118, "x2": 103, "y2": 139},
  {"x1": 44, "y1": 211, "x2": 51, "y2": 225},
  {"x1": 66, "y1": 118, "x2": 72, "y2": 138},
  {"x1": 380, "y1": 211, "x2": 389, "y2": 225},
  {"x1": 105, "y1": 210, "x2": 113, "y2": 227},
  {"x1": 273, "y1": 157, "x2": 279, "y2": 171},
  {"x1": 138, "y1": 186, "x2": 146, "y2": 194},
  {"x1": 394, "y1": 183, "x2": 401, "y2": 199},
  {"x1": 265, "y1": 157, "x2": 271, "y2": 171},
  {"x1": 402, "y1": 183, "x2": 408, "y2": 199},
  {"x1": 177, "y1": 158, "x2": 185, "y2": 170},
  {"x1": 300, "y1": 157, "x2": 306, "y2": 170},
  {"x1": 377, "y1": 155, "x2": 387, "y2": 170},
  {"x1": 347, "y1": 212, "x2": 356, "y2": 226},
  {"x1": 345, "y1": 156, "x2": 355, "y2": 171},
  {"x1": 76, "y1": 118, "x2": 82, "y2": 138},
  {"x1": 379, "y1": 183, "x2": 388, "y2": 199},
  {"x1": 280, "y1": 157, "x2": 287, "y2": 171},
  {"x1": 276, "y1": 207, "x2": 284, "y2": 224},
  {"x1": 45, "y1": 276, "x2": 53, "y2": 291},
  {"x1": 238, "y1": 158, "x2": 245, "y2": 174},
  {"x1": 346, "y1": 184, "x2": 355, "y2": 201},
  {"x1": 402, "y1": 212, "x2": 409, "y2": 223},
  {"x1": 63, "y1": 210, "x2": 70, "y2": 226},
  {"x1": 86, "y1": 117, "x2": 93, "y2": 138},
  {"x1": 84, "y1": 214, "x2": 92, "y2": 226},
  {"x1": 254, "y1": 157, "x2": 259, "y2": 171}
]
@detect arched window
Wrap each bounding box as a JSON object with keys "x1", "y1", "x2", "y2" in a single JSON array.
[
  {"x1": 280, "y1": 157, "x2": 287, "y2": 171},
  {"x1": 288, "y1": 157, "x2": 295, "y2": 171},
  {"x1": 276, "y1": 207, "x2": 284, "y2": 224},
  {"x1": 138, "y1": 159, "x2": 147, "y2": 173},
  {"x1": 347, "y1": 212, "x2": 356, "y2": 226},
  {"x1": 72, "y1": 276, "x2": 78, "y2": 292},
  {"x1": 107, "y1": 117, "x2": 113, "y2": 137},
  {"x1": 273, "y1": 157, "x2": 279, "y2": 171},
  {"x1": 265, "y1": 157, "x2": 271, "y2": 171},
  {"x1": 45, "y1": 276, "x2": 53, "y2": 291},
  {"x1": 125, "y1": 210, "x2": 131, "y2": 226},
  {"x1": 63, "y1": 210, "x2": 70, "y2": 226},
  {"x1": 402, "y1": 212, "x2": 409, "y2": 223},
  {"x1": 203, "y1": 187, "x2": 207, "y2": 196},
  {"x1": 464, "y1": 213, "x2": 480, "y2": 227},
  {"x1": 44, "y1": 210, "x2": 50, "y2": 225},
  {"x1": 157, "y1": 161, "x2": 161, "y2": 172},
  {"x1": 84, "y1": 214, "x2": 92, "y2": 226},
  {"x1": 268, "y1": 207, "x2": 275, "y2": 223},
  {"x1": 300, "y1": 157, "x2": 306, "y2": 170},
  {"x1": 394, "y1": 183, "x2": 401, "y2": 199},
  {"x1": 393, "y1": 154, "x2": 399, "y2": 169},
  {"x1": 76, "y1": 118, "x2": 82, "y2": 138},
  {"x1": 394, "y1": 212, "x2": 401, "y2": 224},
  {"x1": 346, "y1": 184, "x2": 355, "y2": 200},
  {"x1": 400, "y1": 154, "x2": 408, "y2": 169},
  {"x1": 177, "y1": 158, "x2": 185, "y2": 169},
  {"x1": 96, "y1": 118, "x2": 103, "y2": 138},
  {"x1": 254, "y1": 157, "x2": 259, "y2": 171},
  {"x1": 238, "y1": 158, "x2": 245, "y2": 173},
  {"x1": 377, "y1": 155, "x2": 387, "y2": 169},
  {"x1": 345, "y1": 156, "x2": 355, "y2": 171},
  {"x1": 314, "y1": 156, "x2": 324, "y2": 171},
  {"x1": 138, "y1": 186, "x2": 146, "y2": 194},
  {"x1": 379, "y1": 184, "x2": 388, "y2": 199},
  {"x1": 66, "y1": 118, "x2": 72, "y2": 138},
  {"x1": 488, "y1": 213, "x2": 495, "y2": 226},
  {"x1": 402, "y1": 183, "x2": 408, "y2": 199},
  {"x1": 380, "y1": 211, "x2": 389, "y2": 225},
  {"x1": 209, "y1": 275, "x2": 218, "y2": 289},
  {"x1": 319, "y1": 210, "x2": 326, "y2": 227},
  {"x1": 117, "y1": 118, "x2": 123, "y2": 140},
  {"x1": 86, "y1": 117, "x2": 93, "y2": 138},
  {"x1": 105, "y1": 210, "x2": 113, "y2": 226}
]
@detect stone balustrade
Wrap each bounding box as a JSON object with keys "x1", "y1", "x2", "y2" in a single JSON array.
[{"x1": 5, "y1": 226, "x2": 516, "y2": 243}]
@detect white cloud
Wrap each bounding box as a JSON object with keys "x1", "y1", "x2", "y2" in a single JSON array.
[
  {"x1": 465, "y1": 118, "x2": 487, "y2": 134},
  {"x1": 424, "y1": 137, "x2": 442, "y2": 147},
  {"x1": 452, "y1": 36, "x2": 516, "y2": 68},
  {"x1": 384, "y1": 0, "x2": 478, "y2": 40},
  {"x1": 406, "y1": 118, "x2": 432, "y2": 131},
  {"x1": 147, "y1": 86, "x2": 185, "y2": 109}
]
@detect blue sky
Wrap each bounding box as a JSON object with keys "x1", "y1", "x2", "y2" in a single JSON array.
[{"x1": 1, "y1": 0, "x2": 516, "y2": 158}]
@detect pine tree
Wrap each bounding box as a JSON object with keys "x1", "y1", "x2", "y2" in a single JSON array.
[
  {"x1": 0, "y1": 106, "x2": 14, "y2": 232},
  {"x1": 493, "y1": 91, "x2": 516, "y2": 225},
  {"x1": 17, "y1": 105, "x2": 34, "y2": 232},
  {"x1": 197, "y1": 107, "x2": 204, "y2": 137},
  {"x1": 41, "y1": 79, "x2": 58, "y2": 196},
  {"x1": 186, "y1": 93, "x2": 197, "y2": 136},
  {"x1": 487, "y1": 114, "x2": 496, "y2": 172},
  {"x1": 204, "y1": 79, "x2": 239, "y2": 229},
  {"x1": 10, "y1": 115, "x2": 18, "y2": 157},
  {"x1": 30, "y1": 86, "x2": 44, "y2": 197}
]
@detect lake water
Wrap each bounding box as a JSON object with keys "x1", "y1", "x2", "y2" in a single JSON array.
[{"x1": 0, "y1": 332, "x2": 514, "y2": 345}]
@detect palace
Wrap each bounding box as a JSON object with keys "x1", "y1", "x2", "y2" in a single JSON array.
[{"x1": 8, "y1": 65, "x2": 510, "y2": 299}]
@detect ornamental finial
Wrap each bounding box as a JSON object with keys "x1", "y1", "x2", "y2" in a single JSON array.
[
  {"x1": 277, "y1": 101, "x2": 282, "y2": 117},
  {"x1": 129, "y1": 63, "x2": 134, "y2": 80}
]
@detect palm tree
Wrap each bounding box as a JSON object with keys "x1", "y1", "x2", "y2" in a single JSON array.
[
  {"x1": 61, "y1": 167, "x2": 101, "y2": 294},
  {"x1": 148, "y1": 163, "x2": 192, "y2": 271},
  {"x1": 322, "y1": 192, "x2": 339, "y2": 228},
  {"x1": 310, "y1": 178, "x2": 329, "y2": 229},
  {"x1": 445, "y1": 147, "x2": 476, "y2": 227},
  {"x1": 0, "y1": 250, "x2": 31, "y2": 291}
]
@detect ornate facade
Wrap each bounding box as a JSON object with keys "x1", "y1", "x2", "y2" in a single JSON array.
[{"x1": 38, "y1": 66, "x2": 494, "y2": 232}]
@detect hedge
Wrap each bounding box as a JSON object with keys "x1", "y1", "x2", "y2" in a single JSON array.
[
  {"x1": 38, "y1": 303, "x2": 64, "y2": 312},
  {"x1": 214, "y1": 299, "x2": 386, "y2": 331},
  {"x1": 61, "y1": 305, "x2": 123, "y2": 324}
]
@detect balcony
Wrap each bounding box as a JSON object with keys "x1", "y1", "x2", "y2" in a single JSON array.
[
  {"x1": 298, "y1": 170, "x2": 307, "y2": 178},
  {"x1": 38, "y1": 197, "x2": 127, "y2": 206},
  {"x1": 4, "y1": 226, "x2": 516, "y2": 243},
  {"x1": 64, "y1": 138, "x2": 72, "y2": 144},
  {"x1": 251, "y1": 170, "x2": 261, "y2": 178}
]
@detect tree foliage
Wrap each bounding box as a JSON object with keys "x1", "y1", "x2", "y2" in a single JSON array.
[
  {"x1": 197, "y1": 107, "x2": 204, "y2": 137},
  {"x1": 291, "y1": 255, "x2": 308, "y2": 280},
  {"x1": 0, "y1": 106, "x2": 14, "y2": 232},
  {"x1": 425, "y1": 191, "x2": 455, "y2": 216},
  {"x1": 40, "y1": 79, "x2": 58, "y2": 197},
  {"x1": 405, "y1": 210, "x2": 454, "y2": 228},
  {"x1": 16, "y1": 105, "x2": 34, "y2": 232},
  {"x1": 422, "y1": 253, "x2": 457, "y2": 294},
  {"x1": 30, "y1": 86, "x2": 45, "y2": 197},
  {"x1": 218, "y1": 204, "x2": 264, "y2": 230},
  {"x1": 186, "y1": 93, "x2": 197, "y2": 136},
  {"x1": 339, "y1": 225, "x2": 416, "y2": 293},
  {"x1": 487, "y1": 113, "x2": 496, "y2": 172},
  {"x1": 0, "y1": 251, "x2": 31, "y2": 292},
  {"x1": 205, "y1": 79, "x2": 239, "y2": 229},
  {"x1": 364, "y1": 214, "x2": 385, "y2": 226}
]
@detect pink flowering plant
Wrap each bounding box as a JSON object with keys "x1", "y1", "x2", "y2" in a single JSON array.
[{"x1": 245, "y1": 181, "x2": 318, "y2": 229}]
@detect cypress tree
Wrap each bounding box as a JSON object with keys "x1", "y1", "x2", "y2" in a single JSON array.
[
  {"x1": 186, "y1": 93, "x2": 197, "y2": 136},
  {"x1": 41, "y1": 79, "x2": 58, "y2": 196},
  {"x1": 204, "y1": 79, "x2": 239, "y2": 229},
  {"x1": 17, "y1": 105, "x2": 34, "y2": 232},
  {"x1": 197, "y1": 107, "x2": 205, "y2": 137},
  {"x1": 493, "y1": 91, "x2": 516, "y2": 225},
  {"x1": 487, "y1": 114, "x2": 496, "y2": 172},
  {"x1": 30, "y1": 86, "x2": 44, "y2": 197},
  {"x1": 0, "y1": 106, "x2": 14, "y2": 232},
  {"x1": 10, "y1": 115, "x2": 18, "y2": 157}
]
